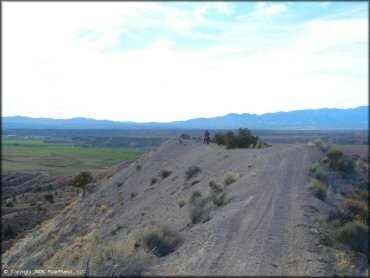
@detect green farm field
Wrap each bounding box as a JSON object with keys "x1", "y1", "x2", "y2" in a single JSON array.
[{"x1": 1, "y1": 139, "x2": 149, "y2": 175}]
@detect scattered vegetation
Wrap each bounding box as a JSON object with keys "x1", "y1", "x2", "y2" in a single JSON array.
[
  {"x1": 160, "y1": 169, "x2": 172, "y2": 179},
  {"x1": 136, "y1": 224, "x2": 182, "y2": 257},
  {"x1": 185, "y1": 165, "x2": 201, "y2": 180},
  {"x1": 5, "y1": 201, "x2": 14, "y2": 207},
  {"x1": 224, "y1": 171, "x2": 242, "y2": 185},
  {"x1": 211, "y1": 128, "x2": 269, "y2": 149}
]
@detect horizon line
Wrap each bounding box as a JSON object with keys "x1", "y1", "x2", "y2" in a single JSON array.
[{"x1": 2, "y1": 105, "x2": 368, "y2": 124}]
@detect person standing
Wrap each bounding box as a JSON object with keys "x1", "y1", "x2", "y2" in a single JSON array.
[{"x1": 204, "y1": 130, "x2": 210, "y2": 144}]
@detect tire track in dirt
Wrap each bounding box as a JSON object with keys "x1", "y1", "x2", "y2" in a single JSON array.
[{"x1": 208, "y1": 145, "x2": 325, "y2": 275}]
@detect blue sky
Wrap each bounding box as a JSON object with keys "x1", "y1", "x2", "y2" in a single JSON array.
[{"x1": 3, "y1": 1, "x2": 368, "y2": 122}]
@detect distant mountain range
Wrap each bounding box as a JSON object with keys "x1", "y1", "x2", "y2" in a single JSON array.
[{"x1": 2, "y1": 106, "x2": 368, "y2": 130}]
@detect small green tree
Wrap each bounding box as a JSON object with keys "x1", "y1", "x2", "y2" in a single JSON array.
[
  {"x1": 212, "y1": 132, "x2": 226, "y2": 145},
  {"x1": 72, "y1": 171, "x2": 93, "y2": 199},
  {"x1": 225, "y1": 131, "x2": 237, "y2": 149}
]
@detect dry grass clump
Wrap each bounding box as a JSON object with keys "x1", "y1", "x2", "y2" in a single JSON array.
[
  {"x1": 212, "y1": 192, "x2": 230, "y2": 207},
  {"x1": 104, "y1": 217, "x2": 113, "y2": 224},
  {"x1": 224, "y1": 171, "x2": 242, "y2": 185},
  {"x1": 136, "y1": 225, "x2": 182, "y2": 257},
  {"x1": 309, "y1": 163, "x2": 327, "y2": 181},
  {"x1": 334, "y1": 221, "x2": 368, "y2": 254},
  {"x1": 311, "y1": 179, "x2": 327, "y2": 200},
  {"x1": 185, "y1": 165, "x2": 201, "y2": 180},
  {"x1": 99, "y1": 204, "x2": 109, "y2": 213},
  {"x1": 344, "y1": 198, "x2": 368, "y2": 225},
  {"x1": 150, "y1": 176, "x2": 158, "y2": 186},
  {"x1": 209, "y1": 180, "x2": 224, "y2": 192},
  {"x1": 189, "y1": 191, "x2": 213, "y2": 224},
  {"x1": 130, "y1": 192, "x2": 138, "y2": 199},
  {"x1": 160, "y1": 169, "x2": 172, "y2": 179},
  {"x1": 177, "y1": 197, "x2": 186, "y2": 208},
  {"x1": 74, "y1": 237, "x2": 84, "y2": 248},
  {"x1": 73, "y1": 252, "x2": 81, "y2": 260}
]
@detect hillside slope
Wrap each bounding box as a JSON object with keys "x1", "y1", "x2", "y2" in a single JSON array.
[{"x1": 2, "y1": 139, "x2": 332, "y2": 276}]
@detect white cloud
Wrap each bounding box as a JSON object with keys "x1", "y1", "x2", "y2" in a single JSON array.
[
  {"x1": 238, "y1": 2, "x2": 288, "y2": 20},
  {"x1": 2, "y1": 2, "x2": 368, "y2": 122}
]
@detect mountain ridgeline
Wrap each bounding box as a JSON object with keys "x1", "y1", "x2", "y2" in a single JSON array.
[{"x1": 3, "y1": 106, "x2": 368, "y2": 130}]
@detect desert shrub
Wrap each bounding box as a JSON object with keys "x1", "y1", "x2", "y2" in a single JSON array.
[
  {"x1": 104, "y1": 217, "x2": 113, "y2": 224},
  {"x1": 212, "y1": 192, "x2": 229, "y2": 207},
  {"x1": 99, "y1": 204, "x2": 108, "y2": 213},
  {"x1": 150, "y1": 177, "x2": 158, "y2": 186},
  {"x1": 327, "y1": 210, "x2": 353, "y2": 226},
  {"x1": 313, "y1": 138, "x2": 324, "y2": 148},
  {"x1": 130, "y1": 192, "x2": 138, "y2": 199},
  {"x1": 212, "y1": 132, "x2": 226, "y2": 145},
  {"x1": 326, "y1": 148, "x2": 354, "y2": 173},
  {"x1": 344, "y1": 198, "x2": 365, "y2": 216},
  {"x1": 309, "y1": 163, "x2": 327, "y2": 181},
  {"x1": 344, "y1": 198, "x2": 368, "y2": 224},
  {"x1": 225, "y1": 128, "x2": 259, "y2": 149},
  {"x1": 6, "y1": 201, "x2": 13, "y2": 207},
  {"x1": 118, "y1": 248, "x2": 151, "y2": 276},
  {"x1": 209, "y1": 180, "x2": 224, "y2": 192},
  {"x1": 73, "y1": 252, "x2": 81, "y2": 260},
  {"x1": 138, "y1": 225, "x2": 182, "y2": 257},
  {"x1": 189, "y1": 191, "x2": 213, "y2": 224},
  {"x1": 180, "y1": 133, "x2": 191, "y2": 140},
  {"x1": 311, "y1": 181, "x2": 327, "y2": 200},
  {"x1": 224, "y1": 171, "x2": 242, "y2": 185},
  {"x1": 160, "y1": 170, "x2": 172, "y2": 179},
  {"x1": 335, "y1": 221, "x2": 369, "y2": 254},
  {"x1": 185, "y1": 165, "x2": 201, "y2": 180},
  {"x1": 337, "y1": 156, "x2": 355, "y2": 173},
  {"x1": 72, "y1": 171, "x2": 93, "y2": 198},
  {"x1": 44, "y1": 194, "x2": 54, "y2": 203},
  {"x1": 4, "y1": 225, "x2": 16, "y2": 240},
  {"x1": 327, "y1": 148, "x2": 344, "y2": 162},
  {"x1": 255, "y1": 141, "x2": 264, "y2": 149},
  {"x1": 177, "y1": 197, "x2": 186, "y2": 208},
  {"x1": 225, "y1": 131, "x2": 237, "y2": 149},
  {"x1": 355, "y1": 176, "x2": 369, "y2": 190}
]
